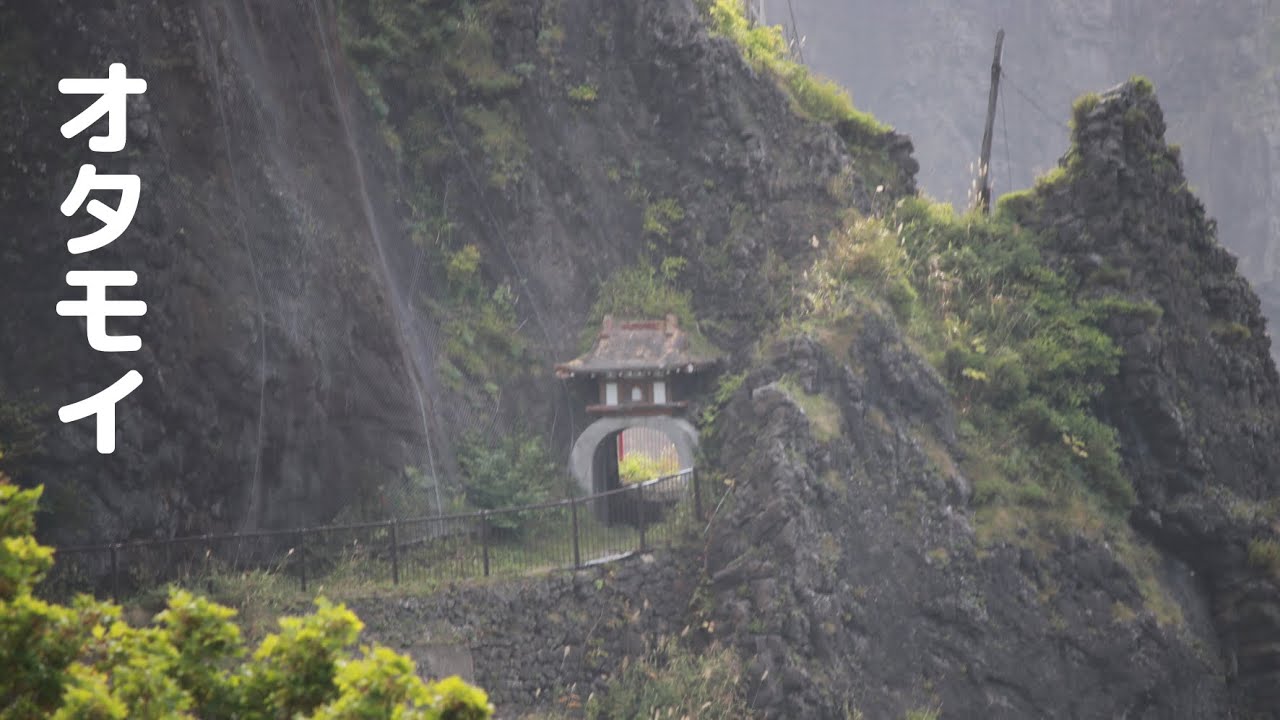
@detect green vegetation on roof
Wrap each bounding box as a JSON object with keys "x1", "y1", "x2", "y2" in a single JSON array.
[{"x1": 583, "y1": 258, "x2": 720, "y2": 357}]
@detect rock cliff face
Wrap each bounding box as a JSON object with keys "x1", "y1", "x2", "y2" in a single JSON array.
[
  {"x1": 705, "y1": 330, "x2": 1226, "y2": 719},
  {"x1": 1023, "y1": 82, "x2": 1280, "y2": 716},
  {"x1": 0, "y1": 0, "x2": 911, "y2": 543},
  {"x1": 764, "y1": 0, "x2": 1280, "y2": 363},
  {"x1": 3, "y1": 0, "x2": 448, "y2": 542},
  {"x1": 4, "y1": 2, "x2": 1279, "y2": 718},
  {"x1": 700, "y1": 81, "x2": 1280, "y2": 718}
]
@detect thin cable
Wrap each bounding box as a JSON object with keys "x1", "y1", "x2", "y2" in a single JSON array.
[
  {"x1": 312, "y1": 0, "x2": 443, "y2": 514},
  {"x1": 207, "y1": 5, "x2": 268, "y2": 531},
  {"x1": 1001, "y1": 68, "x2": 1070, "y2": 133},
  {"x1": 438, "y1": 103, "x2": 574, "y2": 460}
]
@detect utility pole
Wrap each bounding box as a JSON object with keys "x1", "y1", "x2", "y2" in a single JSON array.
[
  {"x1": 976, "y1": 28, "x2": 1005, "y2": 214},
  {"x1": 786, "y1": 0, "x2": 806, "y2": 64}
]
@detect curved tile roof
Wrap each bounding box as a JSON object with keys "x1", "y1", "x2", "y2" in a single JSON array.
[{"x1": 555, "y1": 314, "x2": 719, "y2": 378}]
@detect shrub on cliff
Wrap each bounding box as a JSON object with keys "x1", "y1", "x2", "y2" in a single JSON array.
[
  {"x1": 894, "y1": 197, "x2": 1130, "y2": 509},
  {"x1": 584, "y1": 638, "x2": 747, "y2": 719},
  {"x1": 793, "y1": 197, "x2": 1132, "y2": 513},
  {"x1": 702, "y1": 0, "x2": 887, "y2": 136},
  {"x1": 0, "y1": 478, "x2": 494, "y2": 719}
]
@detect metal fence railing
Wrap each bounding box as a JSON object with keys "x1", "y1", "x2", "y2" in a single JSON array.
[{"x1": 39, "y1": 469, "x2": 710, "y2": 602}]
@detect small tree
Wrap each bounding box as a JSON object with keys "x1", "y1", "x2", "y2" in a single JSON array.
[
  {"x1": 456, "y1": 431, "x2": 563, "y2": 533},
  {"x1": 0, "y1": 477, "x2": 494, "y2": 719}
]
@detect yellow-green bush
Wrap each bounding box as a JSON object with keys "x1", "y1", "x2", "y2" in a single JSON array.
[
  {"x1": 1248, "y1": 539, "x2": 1280, "y2": 580},
  {"x1": 703, "y1": 0, "x2": 887, "y2": 136},
  {"x1": 1, "y1": 480, "x2": 494, "y2": 719},
  {"x1": 618, "y1": 451, "x2": 679, "y2": 484}
]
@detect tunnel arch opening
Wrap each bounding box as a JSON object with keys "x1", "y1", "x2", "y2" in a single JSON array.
[{"x1": 570, "y1": 415, "x2": 698, "y2": 524}]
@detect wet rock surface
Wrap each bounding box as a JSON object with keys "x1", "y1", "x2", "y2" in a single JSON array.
[
  {"x1": 702, "y1": 329, "x2": 1226, "y2": 719},
  {"x1": 1025, "y1": 81, "x2": 1280, "y2": 717},
  {"x1": 1, "y1": 0, "x2": 914, "y2": 543}
]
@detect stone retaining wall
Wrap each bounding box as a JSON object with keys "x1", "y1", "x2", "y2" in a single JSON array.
[{"x1": 346, "y1": 548, "x2": 701, "y2": 715}]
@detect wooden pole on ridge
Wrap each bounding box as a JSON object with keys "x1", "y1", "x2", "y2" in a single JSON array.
[{"x1": 977, "y1": 29, "x2": 1005, "y2": 214}]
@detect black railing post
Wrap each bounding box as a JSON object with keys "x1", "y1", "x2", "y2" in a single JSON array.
[
  {"x1": 692, "y1": 468, "x2": 702, "y2": 521},
  {"x1": 109, "y1": 544, "x2": 120, "y2": 602},
  {"x1": 480, "y1": 512, "x2": 490, "y2": 577},
  {"x1": 570, "y1": 497, "x2": 581, "y2": 569},
  {"x1": 389, "y1": 519, "x2": 400, "y2": 586},
  {"x1": 298, "y1": 531, "x2": 308, "y2": 593},
  {"x1": 637, "y1": 482, "x2": 647, "y2": 552}
]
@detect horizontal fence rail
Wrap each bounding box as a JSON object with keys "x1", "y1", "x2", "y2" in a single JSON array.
[{"x1": 39, "y1": 469, "x2": 711, "y2": 602}]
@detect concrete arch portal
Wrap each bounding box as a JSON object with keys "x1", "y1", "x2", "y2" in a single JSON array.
[{"x1": 569, "y1": 416, "x2": 698, "y2": 496}]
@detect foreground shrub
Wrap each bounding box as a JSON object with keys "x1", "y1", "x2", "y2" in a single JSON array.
[{"x1": 1, "y1": 479, "x2": 494, "y2": 719}]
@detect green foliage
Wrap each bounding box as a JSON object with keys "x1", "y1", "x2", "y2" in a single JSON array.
[
  {"x1": 1248, "y1": 539, "x2": 1280, "y2": 580},
  {"x1": 340, "y1": 0, "x2": 521, "y2": 101},
  {"x1": 892, "y1": 197, "x2": 1129, "y2": 510},
  {"x1": 0, "y1": 395, "x2": 44, "y2": 472},
  {"x1": 696, "y1": 371, "x2": 747, "y2": 435},
  {"x1": 340, "y1": 0, "x2": 533, "y2": 394},
  {"x1": 1032, "y1": 165, "x2": 1071, "y2": 193},
  {"x1": 457, "y1": 431, "x2": 564, "y2": 532},
  {"x1": 440, "y1": 282, "x2": 529, "y2": 388},
  {"x1": 1211, "y1": 321, "x2": 1252, "y2": 343},
  {"x1": 618, "y1": 450, "x2": 679, "y2": 485},
  {"x1": 1129, "y1": 75, "x2": 1155, "y2": 97},
  {"x1": 0, "y1": 479, "x2": 494, "y2": 719},
  {"x1": 460, "y1": 104, "x2": 528, "y2": 190},
  {"x1": 584, "y1": 638, "x2": 747, "y2": 719},
  {"x1": 792, "y1": 196, "x2": 1132, "y2": 515},
  {"x1": 703, "y1": 0, "x2": 888, "y2": 136},
  {"x1": 1070, "y1": 92, "x2": 1101, "y2": 129},
  {"x1": 994, "y1": 188, "x2": 1038, "y2": 219},
  {"x1": 802, "y1": 213, "x2": 916, "y2": 323},
  {"x1": 778, "y1": 377, "x2": 843, "y2": 443},
  {"x1": 446, "y1": 244, "x2": 483, "y2": 296},
  {"x1": 1123, "y1": 105, "x2": 1150, "y2": 130},
  {"x1": 583, "y1": 262, "x2": 716, "y2": 355},
  {"x1": 642, "y1": 198, "x2": 686, "y2": 240},
  {"x1": 1091, "y1": 297, "x2": 1162, "y2": 324},
  {"x1": 568, "y1": 83, "x2": 598, "y2": 104}
]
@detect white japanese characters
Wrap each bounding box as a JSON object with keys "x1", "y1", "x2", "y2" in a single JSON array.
[
  {"x1": 57, "y1": 271, "x2": 148, "y2": 352},
  {"x1": 58, "y1": 62, "x2": 148, "y2": 152},
  {"x1": 56, "y1": 63, "x2": 148, "y2": 454},
  {"x1": 61, "y1": 165, "x2": 141, "y2": 254}
]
